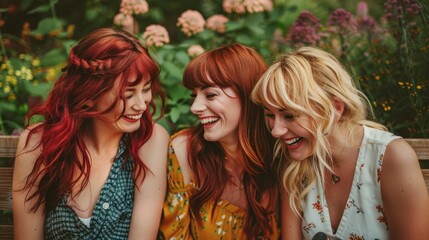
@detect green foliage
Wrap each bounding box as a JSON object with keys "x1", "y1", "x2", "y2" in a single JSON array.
[{"x1": 1, "y1": 0, "x2": 428, "y2": 137}]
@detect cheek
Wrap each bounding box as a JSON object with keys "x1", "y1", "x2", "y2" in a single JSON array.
[
  {"x1": 145, "y1": 92, "x2": 153, "y2": 102},
  {"x1": 267, "y1": 118, "x2": 274, "y2": 130}
]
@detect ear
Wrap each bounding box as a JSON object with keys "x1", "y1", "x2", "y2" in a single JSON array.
[{"x1": 332, "y1": 97, "x2": 344, "y2": 122}]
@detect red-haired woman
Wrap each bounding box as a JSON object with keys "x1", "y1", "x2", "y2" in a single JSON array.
[
  {"x1": 159, "y1": 44, "x2": 280, "y2": 239},
  {"x1": 12, "y1": 28, "x2": 169, "y2": 239}
]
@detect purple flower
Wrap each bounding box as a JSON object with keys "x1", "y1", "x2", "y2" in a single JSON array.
[
  {"x1": 287, "y1": 10, "x2": 322, "y2": 46},
  {"x1": 327, "y1": 8, "x2": 357, "y2": 34},
  {"x1": 384, "y1": 0, "x2": 421, "y2": 21}
]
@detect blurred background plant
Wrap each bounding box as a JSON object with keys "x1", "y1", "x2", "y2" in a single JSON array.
[{"x1": 0, "y1": 0, "x2": 428, "y2": 137}]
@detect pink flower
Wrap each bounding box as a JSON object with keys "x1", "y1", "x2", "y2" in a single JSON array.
[
  {"x1": 206, "y1": 14, "x2": 229, "y2": 33},
  {"x1": 113, "y1": 13, "x2": 134, "y2": 30},
  {"x1": 187, "y1": 45, "x2": 205, "y2": 57},
  {"x1": 223, "y1": 0, "x2": 246, "y2": 14},
  {"x1": 177, "y1": 10, "x2": 206, "y2": 37},
  {"x1": 223, "y1": 0, "x2": 273, "y2": 14},
  {"x1": 119, "y1": 0, "x2": 149, "y2": 16},
  {"x1": 141, "y1": 24, "x2": 170, "y2": 47},
  {"x1": 356, "y1": 1, "x2": 369, "y2": 18}
]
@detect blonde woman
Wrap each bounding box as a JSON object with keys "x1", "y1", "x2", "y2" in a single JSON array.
[{"x1": 251, "y1": 46, "x2": 429, "y2": 239}]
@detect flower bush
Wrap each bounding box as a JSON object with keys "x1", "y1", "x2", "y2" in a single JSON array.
[
  {"x1": 1, "y1": 0, "x2": 428, "y2": 137},
  {"x1": 0, "y1": 0, "x2": 75, "y2": 135}
]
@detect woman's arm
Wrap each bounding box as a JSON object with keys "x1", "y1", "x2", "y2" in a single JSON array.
[
  {"x1": 12, "y1": 128, "x2": 45, "y2": 240},
  {"x1": 281, "y1": 186, "x2": 303, "y2": 240},
  {"x1": 381, "y1": 138, "x2": 429, "y2": 239},
  {"x1": 128, "y1": 123, "x2": 169, "y2": 240}
]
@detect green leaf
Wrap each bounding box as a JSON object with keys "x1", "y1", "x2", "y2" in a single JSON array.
[
  {"x1": 23, "y1": 81, "x2": 52, "y2": 97},
  {"x1": 27, "y1": 4, "x2": 51, "y2": 14},
  {"x1": 235, "y1": 34, "x2": 254, "y2": 45},
  {"x1": 169, "y1": 107, "x2": 181, "y2": 123},
  {"x1": 162, "y1": 62, "x2": 183, "y2": 79},
  {"x1": 29, "y1": 114, "x2": 45, "y2": 124},
  {"x1": 225, "y1": 20, "x2": 245, "y2": 32},
  {"x1": 40, "y1": 48, "x2": 67, "y2": 67},
  {"x1": 31, "y1": 18, "x2": 63, "y2": 35},
  {"x1": 175, "y1": 51, "x2": 190, "y2": 66},
  {"x1": 0, "y1": 102, "x2": 16, "y2": 113}
]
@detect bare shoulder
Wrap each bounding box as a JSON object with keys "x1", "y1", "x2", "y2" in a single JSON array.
[
  {"x1": 146, "y1": 123, "x2": 169, "y2": 145},
  {"x1": 16, "y1": 124, "x2": 42, "y2": 153},
  {"x1": 383, "y1": 138, "x2": 418, "y2": 168},
  {"x1": 381, "y1": 137, "x2": 423, "y2": 194},
  {"x1": 138, "y1": 123, "x2": 169, "y2": 163},
  {"x1": 13, "y1": 124, "x2": 43, "y2": 190},
  {"x1": 171, "y1": 131, "x2": 189, "y2": 151}
]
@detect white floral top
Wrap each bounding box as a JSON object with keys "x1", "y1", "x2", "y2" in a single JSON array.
[{"x1": 301, "y1": 126, "x2": 400, "y2": 240}]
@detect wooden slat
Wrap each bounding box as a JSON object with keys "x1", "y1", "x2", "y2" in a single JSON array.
[
  {"x1": 406, "y1": 138, "x2": 429, "y2": 160},
  {"x1": 0, "y1": 168, "x2": 13, "y2": 210},
  {"x1": 0, "y1": 225, "x2": 13, "y2": 240},
  {"x1": 0, "y1": 136, "x2": 19, "y2": 158}
]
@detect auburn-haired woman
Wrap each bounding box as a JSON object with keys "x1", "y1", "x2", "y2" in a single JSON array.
[
  {"x1": 159, "y1": 43, "x2": 280, "y2": 239},
  {"x1": 12, "y1": 28, "x2": 169, "y2": 239}
]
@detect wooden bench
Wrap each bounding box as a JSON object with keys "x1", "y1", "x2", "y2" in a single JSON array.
[{"x1": 0, "y1": 136, "x2": 428, "y2": 239}]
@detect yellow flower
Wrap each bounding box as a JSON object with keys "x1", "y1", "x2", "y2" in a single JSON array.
[
  {"x1": 32, "y1": 59, "x2": 41, "y2": 67},
  {"x1": 6, "y1": 75, "x2": 17, "y2": 86},
  {"x1": 20, "y1": 66, "x2": 33, "y2": 81},
  {"x1": 45, "y1": 68, "x2": 57, "y2": 81},
  {"x1": 3, "y1": 85, "x2": 11, "y2": 93},
  {"x1": 7, "y1": 93, "x2": 16, "y2": 101}
]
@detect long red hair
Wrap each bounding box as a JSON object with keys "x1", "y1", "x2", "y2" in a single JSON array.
[
  {"x1": 22, "y1": 28, "x2": 165, "y2": 214},
  {"x1": 183, "y1": 44, "x2": 277, "y2": 238}
]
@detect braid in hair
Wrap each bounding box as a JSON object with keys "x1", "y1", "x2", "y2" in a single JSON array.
[{"x1": 64, "y1": 49, "x2": 113, "y2": 74}]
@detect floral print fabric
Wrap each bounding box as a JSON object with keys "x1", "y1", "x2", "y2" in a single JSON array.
[
  {"x1": 159, "y1": 142, "x2": 280, "y2": 240},
  {"x1": 301, "y1": 126, "x2": 400, "y2": 240}
]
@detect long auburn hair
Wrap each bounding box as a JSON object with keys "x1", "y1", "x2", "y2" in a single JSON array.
[
  {"x1": 251, "y1": 46, "x2": 385, "y2": 216},
  {"x1": 22, "y1": 28, "x2": 165, "y2": 214},
  {"x1": 182, "y1": 44, "x2": 277, "y2": 238}
]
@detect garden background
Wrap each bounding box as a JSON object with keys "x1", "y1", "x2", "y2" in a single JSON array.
[{"x1": 0, "y1": 0, "x2": 428, "y2": 138}]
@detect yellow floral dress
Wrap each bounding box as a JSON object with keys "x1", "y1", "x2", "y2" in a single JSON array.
[{"x1": 158, "y1": 142, "x2": 280, "y2": 240}]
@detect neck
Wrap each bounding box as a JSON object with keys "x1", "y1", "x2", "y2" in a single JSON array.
[{"x1": 329, "y1": 124, "x2": 363, "y2": 167}]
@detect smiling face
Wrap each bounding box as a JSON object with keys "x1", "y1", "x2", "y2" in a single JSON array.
[
  {"x1": 264, "y1": 105, "x2": 314, "y2": 161},
  {"x1": 190, "y1": 85, "x2": 242, "y2": 144},
  {"x1": 93, "y1": 74, "x2": 152, "y2": 134}
]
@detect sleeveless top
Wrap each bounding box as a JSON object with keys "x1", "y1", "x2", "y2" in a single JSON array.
[
  {"x1": 158, "y1": 141, "x2": 280, "y2": 240},
  {"x1": 302, "y1": 126, "x2": 400, "y2": 239},
  {"x1": 45, "y1": 136, "x2": 135, "y2": 239}
]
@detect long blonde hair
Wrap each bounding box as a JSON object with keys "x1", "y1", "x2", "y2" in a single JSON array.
[{"x1": 251, "y1": 46, "x2": 386, "y2": 215}]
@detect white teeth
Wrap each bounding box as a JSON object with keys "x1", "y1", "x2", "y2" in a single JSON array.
[
  {"x1": 200, "y1": 117, "x2": 219, "y2": 124},
  {"x1": 285, "y1": 137, "x2": 302, "y2": 145},
  {"x1": 125, "y1": 114, "x2": 142, "y2": 120}
]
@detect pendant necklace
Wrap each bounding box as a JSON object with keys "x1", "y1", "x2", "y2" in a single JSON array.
[{"x1": 331, "y1": 173, "x2": 340, "y2": 184}]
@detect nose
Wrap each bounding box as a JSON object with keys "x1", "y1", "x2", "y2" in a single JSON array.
[
  {"x1": 270, "y1": 118, "x2": 288, "y2": 138},
  {"x1": 132, "y1": 94, "x2": 148, "y2": 112},
  {"x1": 190, "y1": 95, "x2": 206, "y2": 114}
]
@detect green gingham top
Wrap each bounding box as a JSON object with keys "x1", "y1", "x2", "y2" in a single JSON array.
[{"x1": 44, "y1": 136, "x2": 135, "y2": 239}]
